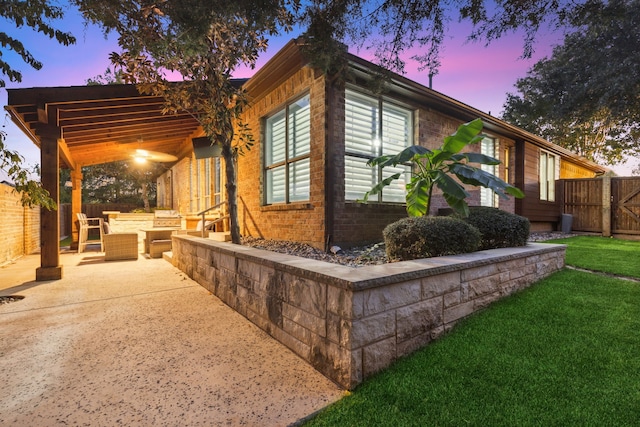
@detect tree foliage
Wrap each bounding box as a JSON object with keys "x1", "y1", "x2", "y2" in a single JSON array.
[
  {"x1": 0, "y1": 0, "x2": 75, "y2": 87},
  {"x1": 0, "y1": 130, "x2": 55, "y2": 209},
  {"x1": 299, "y1": 0, "x2": 592, "y2": 79},
  {"x1": 502, "y1": 0, "x2": 640, "y2": 167},
  {"x1": 81, "y1": 161, "x2": 162, "y2": 209},
  {"x1": 76, "y1": 0, "x2": 295, "y2": 243}
]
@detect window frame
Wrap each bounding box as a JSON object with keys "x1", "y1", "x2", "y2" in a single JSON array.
[
  {"x1": 263, "y1": 93, "x2": 311, "y2": 205},
  {"x1": 480, "y1": 136, "x2": 498, "y2": 207},
  {"x1": 539, "y1": 150, "x2": 559, "y2": 202},
  {"x1": 344, "y1": 88, "x2": 414, "y2": 203}
]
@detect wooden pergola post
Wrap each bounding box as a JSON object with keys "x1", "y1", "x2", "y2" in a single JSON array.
[
  {"x1": 35, "y1": 124, "x2": 63, "y2": 281},
  {"x1": 70, "y1": 169, "x2": 83, "y2": 250}
]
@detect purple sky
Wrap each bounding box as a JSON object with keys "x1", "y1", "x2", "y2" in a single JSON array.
[{"x1": 1, "y1": 8, "x2": 634, "y2": 177}]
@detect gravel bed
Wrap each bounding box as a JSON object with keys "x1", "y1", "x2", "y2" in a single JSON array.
[{"x1": 242, "y1": 232, "x2": 574, "y2": 268}]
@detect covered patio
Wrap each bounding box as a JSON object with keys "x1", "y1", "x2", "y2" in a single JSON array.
[
  {"x1": 0, "y1": 249, "x2": 343, "y2": 425},
  {"x1": 6, "y1": 84, "x2": 205, "y2": 280}
]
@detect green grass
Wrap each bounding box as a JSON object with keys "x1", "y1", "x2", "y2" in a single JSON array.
[
  {"x1": 545, "y1": 235, "x2": 640, "y2": 278},
  {"x1": 60, "y1": 235, "x2": 72, "y2": 247},
  {"x1": 304, "y1": 238, "x2": 640, "y2": 426}
]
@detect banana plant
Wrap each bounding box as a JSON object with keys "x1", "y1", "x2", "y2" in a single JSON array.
[{"x1": 361, "y1": 118, "x2": 524, "y2": 217}]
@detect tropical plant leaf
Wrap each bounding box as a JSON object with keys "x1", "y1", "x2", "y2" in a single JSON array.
[
  {"x1": 359, "y1": 172, "x2": 402, "y2": 202},
  {"x1": 443, "y1": 192, "x2": 470, "y2": 217},
  {"x1": 368, "y1": 145, "x2": 431, "y2": 167},
  {"x1": 434, "y1": 171, "x2": 469, "y2": 200},
  {"x1": 442, "y1": 118, "x2": 483, "y2": 153},
  {"x1": 455, "y1": 152, "x2": 501, "y2": 165},
  {"x1": 406, "y1": 176, "x2": 430, "y2": 217}
]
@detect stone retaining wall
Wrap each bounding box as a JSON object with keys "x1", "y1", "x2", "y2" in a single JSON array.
[{"x1": 171, "y1": 235, "x2": 565, "y2": 389}]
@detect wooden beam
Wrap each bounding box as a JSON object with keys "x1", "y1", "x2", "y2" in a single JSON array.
[
  {"x1": 58, "y1": 138, "x2": 77, "y2": 171},
  {"x1": 35, "y1": 124, "x2": 63, "y2": 280}
]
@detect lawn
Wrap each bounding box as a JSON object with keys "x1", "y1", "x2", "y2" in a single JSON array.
[
  {"x1": 545, "y1": 235, "x2": 640, "y2": 278},
  {"x1": 303, "y1": 237, "x2": 640, "y2": 426}
]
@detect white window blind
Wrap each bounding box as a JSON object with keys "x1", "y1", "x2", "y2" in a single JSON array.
[
  {"x1": 480, "y1": 137, "x2": 496, "y2": 207},
  {"x1": 265, "y1": 95, "x2": 310, "y2": 204},
  {"x1": 539, "y1": 151, "x2": 558, "y2": 201},
  {"x1": 345, "y1": 89, "x2": 412, "y2": 202}
]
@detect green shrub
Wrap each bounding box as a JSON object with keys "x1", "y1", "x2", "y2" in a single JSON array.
[
  {"x1": 460, "y1": 207, "x2": 530, "y2": 250},
  {"x1": 383, "y1": 216, "x2": 481, "y2": 261}
]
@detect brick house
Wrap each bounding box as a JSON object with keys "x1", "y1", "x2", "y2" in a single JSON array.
[
  {"x1": 158, "y1": 39, "x2": 607, "y2": 250},
  {"x1": 6, "y1": 38, "x2": 606, "y2": 278}
]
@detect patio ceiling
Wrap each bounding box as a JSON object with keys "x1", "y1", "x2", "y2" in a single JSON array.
[{"x1": 5, "y1": 84, "x2": 204, "y2": 169}]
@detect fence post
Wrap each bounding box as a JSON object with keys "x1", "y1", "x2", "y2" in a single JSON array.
[{"x1": 602, "y1": 176, "x2": 611, "y2": 237}]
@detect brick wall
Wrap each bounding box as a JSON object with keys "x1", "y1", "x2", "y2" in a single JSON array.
[
  {"x1": 237, "y1": 67, "x2": 327, "y2": 248},
  {"x1": 172, "y1": 235, "x2": 566, "y2": 389},
  {"x1": 162, "y1": 75, "x2": 521, "y2": 250},
  {"x1": 0, "y1": 182, "x2": 40, "y2": 265},
  {"x1": 327, "y1": 103, "x2": 520, "y2": 248}
]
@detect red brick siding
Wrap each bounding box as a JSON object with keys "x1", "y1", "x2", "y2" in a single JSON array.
[{"x1": 237, "y1": 67, "x2": 327, "y2": 248}]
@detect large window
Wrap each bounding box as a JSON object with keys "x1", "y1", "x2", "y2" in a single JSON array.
[
  {"x1": 344, "y1": 89, "x2": 412, "y2": 202},
  {"x1": 540, "y1": 150, "x2": 558, "y2": 201},
  {"x1": 480, "y1": 136, "x2": 497, "y2": 207},
  {"x1": 264, "y1": 94, "x2": 311, "y2": 204}
]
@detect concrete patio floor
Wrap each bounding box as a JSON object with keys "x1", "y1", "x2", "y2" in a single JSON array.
[{"x1": 0, "y1": 249, "x2": 344, "y2": 426}]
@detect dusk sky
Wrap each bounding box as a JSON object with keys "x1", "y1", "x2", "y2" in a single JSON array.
[{"x1": 1, "y1": 5, "x2": 635, "y2": 176}]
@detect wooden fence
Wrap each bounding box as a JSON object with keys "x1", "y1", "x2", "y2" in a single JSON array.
[
  {"x1": 59, "y1": 203, "x2": 138, "y2": 238},
  {"x1": 560, "y1": 176, "x2": 640, "y2": 237}
]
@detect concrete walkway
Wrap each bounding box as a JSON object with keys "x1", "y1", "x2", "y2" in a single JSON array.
[{"x1": 0, "y1": 250, "x2": 343, "y2": 426}]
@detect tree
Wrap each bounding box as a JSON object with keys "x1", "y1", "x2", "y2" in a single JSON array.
[
  {"x1": 502, "y1": 0, "x2": 640, "y2": 166},
  {"x1": 299, "y1": 0, "x2": 599, "y2": 79},
  {"x1": 76, "y1": 0, "x2": 294, "y2": 243},
  {"x1": 0, "y1": 0, "x2": 75, "y2": 88},
  {"x1": 81, "y1": 161, "x2": 162, "y2": 209},
  {"x1": 1, "y1": 1, "x2": 76, "y2": 208},
  {"x1": 0, "y1": 130, "x2": 56, "y2": 209},
  {"x1": 362, "y1": 119, "x2": 523, "y2": 217}
]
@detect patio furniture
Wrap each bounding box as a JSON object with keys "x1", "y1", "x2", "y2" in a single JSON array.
[
  {"x1": 77, "y1": 213, "x2": 104, "y2": 253},
  {"x1": 104, "y1": 233, "x2": 139, "y2": 261},
  {"x1": 142, "y1": 228, "x2": 178, "y2": 258},
  {"x1": 149, "y1": 239, "x2": 172, "y2": 258}
]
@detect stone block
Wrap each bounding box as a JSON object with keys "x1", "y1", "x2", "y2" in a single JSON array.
[
  {"x1": 283, "y1": 303, "x2": 326, "y2": 337},
  {"x1": 467, "y1": 274, "x2": 501, "y2": 298},
  {"x1": 396, "y1": 298, "x2": 443, "y2": 342},
  {"x1": 461, "y1": 264, "x2": 498, "y2": 282},
  {"x1": 238, "y1": 259, "x2": 261, "y2": 282},
  {"x1": 286, "y1": 274, "x2": 326, "y2": 318},
  {"x1": 271, "y1": 325, "x2": 311, "y2": 360},
  {"x1": 351, "y1": 312, "x2": 395, "y2": 348},
  {"x1": 422, "y1": 271, "x2": 460, "y2": 299},
  {"x1": 443, "y1": 291, "x2": 461, "y2": 308},
  {"x1": 363, "y1": 280, "x2": 421, "y2": 316},
  {"x1": 326, "y1": 312, "x2": 351, "y2": 347},
  {"x1": 474, "y1": 291, "x2": 501, "y2": 310},
  {"x1": 444, "y1": 300, "x2": 474, "y2": 324},
  {"x1": 363, "y1": 337, "x2": 396, "y2": 378},
  {"x1": 327, "y1": 285, "x2": 353, "y2": 318},
  {"x1": 283, "y1": 317, "x2": 312, "y2": 345},
  {"x1": 309, "y1": 336, "x2": 352, "y2": 389},
  {"x1": 397, "y1": 331, "x2": 432, "y2": 356}
]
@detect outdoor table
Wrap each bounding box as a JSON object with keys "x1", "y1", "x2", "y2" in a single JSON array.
[{"x1": 142, "y1": 227, "x2": 179, "y2": 255}]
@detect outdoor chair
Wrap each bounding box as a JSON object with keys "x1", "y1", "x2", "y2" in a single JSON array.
[
  {"x1": 77, "y1": 213, "x2": 104, "y2": 253},
  {"x1": 103, "y1": 232, "x2": 139, "y2": 261}
]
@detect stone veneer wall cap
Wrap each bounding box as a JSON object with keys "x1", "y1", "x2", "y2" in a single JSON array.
[{"x1": 173, "y1": 236, "x2": 565, "y2": 291}]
